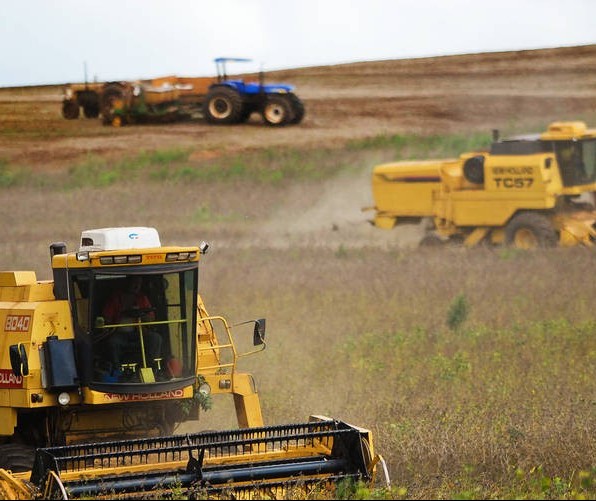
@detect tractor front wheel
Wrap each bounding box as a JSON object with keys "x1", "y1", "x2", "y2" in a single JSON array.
[
  {"x1": 504, "y1": 212, "x2": 558, "y2": 249},
  {"x1": 202, "y1": 87, "x2": 244, "y2": 125},
  {"x1": 262, "y1": 95, "x2": 293, "y2": 126}
]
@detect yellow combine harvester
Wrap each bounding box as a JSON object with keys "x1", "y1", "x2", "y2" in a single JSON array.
[
  {"x1": 0, "y1": 227, "x2": 387, "y2": 499},
  {"x1": 367, "y1": 121, "x2": 596, "y2": 248}
]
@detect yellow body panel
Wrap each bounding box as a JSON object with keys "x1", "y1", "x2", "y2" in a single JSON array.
[{"x1": 372, "y1": 160, "x2": 443, "y2": 217}]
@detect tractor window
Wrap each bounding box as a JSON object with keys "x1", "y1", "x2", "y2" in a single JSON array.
[
  {"x1": 554, "y1": 140, "x2": 596, "y2": 187},
  {"x1": 72, "y1": 275, "x2": 90, "y2": 333},
  {"x1": 89, "y1": 270, "x2": 197, "y2": 388},
  {"x1": 580, "y1": 139, "x2": 596, "y2": 184}
]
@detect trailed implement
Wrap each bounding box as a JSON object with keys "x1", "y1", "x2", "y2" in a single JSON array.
[{"x1": 33, "y1": 417, "x2": 384, "y2": 499}]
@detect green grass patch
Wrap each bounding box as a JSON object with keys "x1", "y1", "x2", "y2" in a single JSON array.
[
  {"x1": 0, "y1": 131, "x2": 498, "y2": 190},
  {"x1": 346, "y1": 131, "x2": 492, "y2": 159}
]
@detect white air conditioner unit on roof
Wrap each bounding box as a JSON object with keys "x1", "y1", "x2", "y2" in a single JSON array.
[{"x1": 79, "y1": 227, "x2": 161, "y2": 252}]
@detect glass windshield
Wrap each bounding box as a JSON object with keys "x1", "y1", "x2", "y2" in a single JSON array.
[
  {"x1": 554, "y1": 139, "x2": 596, "y2": 187},
  {"x1": 77, "y1": 269, "x2": 197, "y2": 387}
]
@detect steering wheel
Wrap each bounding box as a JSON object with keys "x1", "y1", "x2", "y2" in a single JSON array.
[{"x1": 121, "y1": 307, "x2": 156, "y2": 319}]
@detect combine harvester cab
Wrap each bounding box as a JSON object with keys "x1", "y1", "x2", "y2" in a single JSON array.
[
  {"x1": 367, "y1": 121, "x2": 596, "y2": 248},
  {"x1": 0, "y1": 227, "x2": 387, "y2": 499}
]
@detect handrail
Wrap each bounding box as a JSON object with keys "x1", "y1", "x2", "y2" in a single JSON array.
[
  {"x1": 99, "y1": 318, "x2": 187, "y2": 330},
  {"x1": 196, "y1": 315, "x2": 238, "y2": 374}
]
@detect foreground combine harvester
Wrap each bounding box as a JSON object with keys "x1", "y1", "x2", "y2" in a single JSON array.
[
  {"x1": 0, "y1": 228, "x2": 385, "y2": 499},
  {"x1": 368, "y1": 121, "x2": 596, "y2": 248}
]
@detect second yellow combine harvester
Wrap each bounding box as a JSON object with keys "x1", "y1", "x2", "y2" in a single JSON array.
[
  {"x1": 0, "y1": 227, "x2": 387, "y2": 499},
  {"x1": 368, "y1": 121, "x2": 596, "y2": 248}
]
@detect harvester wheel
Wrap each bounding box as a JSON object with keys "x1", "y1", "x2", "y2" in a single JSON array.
[
  {"x1": 62, "y1": 100, "x2": 80, "y2": 119},
  {"x1": 0, "y1": 443, "x2": 35, "y2": 473},
  {"x1": 505, "y1": 212, "x2": 558, "y2": 249},
  {"x1": 287, "y1": 93, "x2": 305, "y2": 124},
  {"x1": 262, "y1": 95, "x2": 293, "y2": 126},
  {"x1": 202, "y1": 87, "x2": 243, "y2": 124}
]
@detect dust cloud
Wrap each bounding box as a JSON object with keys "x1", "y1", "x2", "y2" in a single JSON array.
[{"x1": 260, "y1": 166, "x2": 424, "y2": 250}]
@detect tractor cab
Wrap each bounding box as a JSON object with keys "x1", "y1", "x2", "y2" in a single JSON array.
[{"x1": 51, "y1": 227, "x2": 202, "y2": 394}]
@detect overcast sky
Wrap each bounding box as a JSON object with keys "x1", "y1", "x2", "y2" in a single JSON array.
[{"x1": 1, "y1": 0, "x2": 595, "y2": 87}]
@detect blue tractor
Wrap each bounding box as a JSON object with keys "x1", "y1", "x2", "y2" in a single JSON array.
[{"x1": 202, "y1": 58, "x2": 305, "y2": 126}]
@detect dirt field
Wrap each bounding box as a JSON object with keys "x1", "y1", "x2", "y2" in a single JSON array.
[
  {"x1": 1, "y1": 44, "x2": 596, "y2": 273},
  {"x1": 1, "y1": 44, "x2": 595, "y2": 171},
  {"x1": 0, "y1": 45, "x2": 595, "y2": 498}
]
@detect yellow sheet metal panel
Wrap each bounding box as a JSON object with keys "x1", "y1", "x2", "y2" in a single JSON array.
[
  {"x1": 446, "y1": 192, "x2": 553, "y2": 226},
  {"x1": 0, "y1": 272, "x2": 36, "y2": 287},
  {"x1": 484, "y1": 153, "x2": 561, "y2": 193},
  {"x1": 0, "y1": 282, "x2": 54, "y2": 302},
  {"x1": 373, "y1": 215, "x2": 397, "y2": 229},
  {"x1": 540, "y1": 121, "x2": 596, "y2": 140},
  {"x1": 82, "y1": 385, "x2": 193, "y2": 405},
  {"x1": 372, "y1": 160, "x2": 443, "y2": 215},
  {"x1": 0, "y1": 407, "x2": 17, "y2": 434}
]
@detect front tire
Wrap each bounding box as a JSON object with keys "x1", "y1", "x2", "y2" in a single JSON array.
[
  {"x1": 202, "y1": 87, "x2": 244, "y2": 125},
  {"x1": 262, "y1": 95, "x2": 293, "y2": 126},
  {"x1": 0, "y1": 443, "x2": 35, "y2": 473},
  {"x1": 504, "y1": 212, "x2": 558, "y2": 249}
]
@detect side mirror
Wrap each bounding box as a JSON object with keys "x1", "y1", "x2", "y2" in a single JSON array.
[
  {"x1": 545, "y1": 157, "x2": 553, "y2": 169},
  {"x1": 253, "y1": 318, "x2": 266, "y2": 346},
  {"x1": 9, "y1": 344, "x2": 29, "y2": 377}
]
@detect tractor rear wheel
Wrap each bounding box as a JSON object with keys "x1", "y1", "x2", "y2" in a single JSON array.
[
  {"x1": 504, "y1": 212, "x2": 558, "y2": 249},
  {"x1": 62, "y1": 100, "x2": 80, "y2": 119},
  {"x1": 262, "y1": 95, "x2": 293, "y2": 126},
  {"x1": 83, "y1": 103, "x2": 100, "y2": 119},
  {"x1": 202, "y1": 87, "x2": 244, "y2": 124},
  {"x1": 287, "y1": 93, "x2": 305, "y2": 124}
]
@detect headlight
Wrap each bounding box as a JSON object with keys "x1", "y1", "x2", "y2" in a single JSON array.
[
  {"x1": 58, "y1": 392, "x2": 71, "y2": 406},
  {"x1": 198, "y1": 382, "x2": 211, "y2": 395}
]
